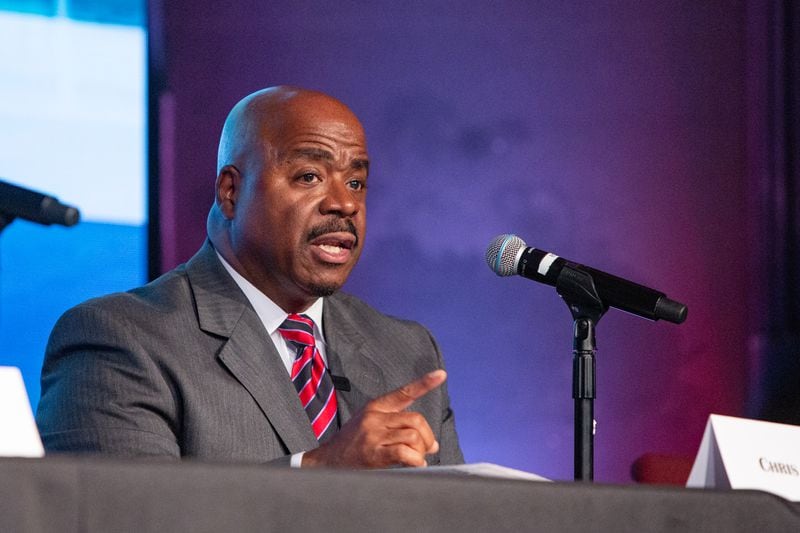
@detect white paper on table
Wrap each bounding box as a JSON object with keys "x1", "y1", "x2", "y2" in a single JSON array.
[
  {"x1": 391, "y1": 462, "x2": 550, "y2": 481},
  {"x1": 0, "y1": 366, "x2": 44, "y2": 457}
]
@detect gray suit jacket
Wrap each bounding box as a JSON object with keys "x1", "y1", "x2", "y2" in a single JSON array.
[{"x1": 36, "y1": 241, "x2": 463, "y2": 465}]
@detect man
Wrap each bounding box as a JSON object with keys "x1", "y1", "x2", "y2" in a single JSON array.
[{"x1": 36, "y1": 86, "x2": 463, "y2": 468}]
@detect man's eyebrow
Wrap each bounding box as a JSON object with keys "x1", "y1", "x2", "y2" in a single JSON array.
[
  {"x1": 287, "y1": 147, "x2": 334, "y2": 161},
  {"x1": 351, "y1": 158, "x2": 369, "y2": 172},
  {"x1": 286, "y1": 148, "x2": 369, "y2": 173}
]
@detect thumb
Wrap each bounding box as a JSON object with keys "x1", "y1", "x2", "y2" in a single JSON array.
[{"x1": 369, "y1": 370, "x2": 447, "y2": 413}]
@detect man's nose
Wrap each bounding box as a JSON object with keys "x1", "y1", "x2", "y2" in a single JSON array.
[{"x1": 320, "y1": 179, "x2": 359, "y2": 217}]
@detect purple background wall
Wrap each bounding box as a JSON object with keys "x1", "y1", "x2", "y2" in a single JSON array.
[{"x1": 153, "y1": 1, "x2": 754, "y2": 482}]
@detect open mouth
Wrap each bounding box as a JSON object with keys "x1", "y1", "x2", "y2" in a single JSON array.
[{"x1": 309, "y1": 232, "x2": 357, "y2": 263}]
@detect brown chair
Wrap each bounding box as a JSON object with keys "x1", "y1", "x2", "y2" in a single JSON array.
[{"x1": 631, "y1": 453, "x2": 694, "y2": 485}]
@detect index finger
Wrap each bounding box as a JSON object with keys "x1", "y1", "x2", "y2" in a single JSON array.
[{"x1": 369, "y1": 370, "x2": 447, "y2": 413}]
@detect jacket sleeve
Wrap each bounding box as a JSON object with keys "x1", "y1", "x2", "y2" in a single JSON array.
[
  {"x1": 36, "y1": 302, "x2": 182, "y2": 458},
  {"x1": 423, "y1": 327, "x2": 465, "y2": 466}
]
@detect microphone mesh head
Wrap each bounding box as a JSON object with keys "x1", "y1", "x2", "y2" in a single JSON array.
[{"x1": 485, "y1": 234, "x2": 527, "y2": 276}]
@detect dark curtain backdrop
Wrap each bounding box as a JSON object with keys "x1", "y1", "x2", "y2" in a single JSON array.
[
  {"x1": 148, "y1": 0, "x2": 798, "y2": 481},
  {"x1": 748, "y1": 0, "x2": 800, "y2": 424}
]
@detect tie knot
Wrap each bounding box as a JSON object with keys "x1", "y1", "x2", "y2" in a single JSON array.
[{"x1": 278, "y1": 313, "x2": 315, "y2": 347}]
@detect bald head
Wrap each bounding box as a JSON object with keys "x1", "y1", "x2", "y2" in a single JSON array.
[
  {"x1": 208, "y1": 86, "x2": 370, "y2": 312},
  {"x1": 216, "y1": 86, "x2": 364, "y2": 175}
]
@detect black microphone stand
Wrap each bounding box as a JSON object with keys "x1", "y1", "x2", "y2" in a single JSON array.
[{"x1": 555, "y1": 265, "x2": 608, "y2": 482}]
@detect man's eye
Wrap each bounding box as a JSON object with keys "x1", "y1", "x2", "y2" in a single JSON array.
[
  {"x1": 299, "y1": 173, "x2": 319, "y2": 183},
  {"x1": 347, "y1": 179, "x2": 366, "y2": 191}
]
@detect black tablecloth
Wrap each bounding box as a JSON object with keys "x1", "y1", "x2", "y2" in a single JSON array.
[{"x1": 2, "y1": 457, "x2": 799, "y2": 532}]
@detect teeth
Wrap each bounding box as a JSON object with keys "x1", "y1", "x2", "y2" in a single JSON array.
[{"x1": 319, "y1": 244, "x2": 344, "y2": 254}]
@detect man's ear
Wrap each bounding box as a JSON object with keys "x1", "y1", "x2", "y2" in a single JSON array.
[{"x1": 215, "y1": 165, "x2": 240, "y2": 220}]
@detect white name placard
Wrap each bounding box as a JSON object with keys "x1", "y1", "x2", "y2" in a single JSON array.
[
  {"x1": 687, "y1": 414, "x2": 800, "y2": 501},
  {"x1": 0, "y1": 366, "x2": 44, "y2": 457}
]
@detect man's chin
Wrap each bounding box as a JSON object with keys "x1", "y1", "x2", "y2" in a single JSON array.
[
  {"x1": 305, "y1": 262, "x2": 355, "y2": 297},
  {"x1": 308, "y1": 283, "x2": 340, "y2": 298}
]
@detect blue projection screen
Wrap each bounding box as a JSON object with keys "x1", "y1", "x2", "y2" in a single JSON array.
[{"x1": 0, "y1": 1, "x2": 147, "y2": 409}]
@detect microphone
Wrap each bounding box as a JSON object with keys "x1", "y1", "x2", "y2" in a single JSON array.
[
  {"x1": 0, "y1": 179, "x2": 80, "y2": 227},
  {"x1": 486, "y1": 234, "x2": 687, "y2": 324},
  {"x1": 331, "y1": 375, "x2": 351, "y2": 391}
]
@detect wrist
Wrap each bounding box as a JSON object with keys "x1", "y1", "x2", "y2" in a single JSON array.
[{"x1": 300, "y1": 447, "x2": 323, "y2": 468}]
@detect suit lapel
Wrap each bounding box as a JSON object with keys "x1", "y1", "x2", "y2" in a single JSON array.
[
  {"x1": 186, "y1": 242, "x2": 317, "y2": 453},
  {"x1": 323, "y1": 296, "x2": 386, "y2": 423},
  {"x1": 216, "y1": 314, "x2": 317, "y2": 453}
]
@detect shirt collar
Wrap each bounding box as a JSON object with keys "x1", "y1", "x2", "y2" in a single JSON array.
[{"x1": 215, "y1": 250, "x2": 324, "y2": 337}]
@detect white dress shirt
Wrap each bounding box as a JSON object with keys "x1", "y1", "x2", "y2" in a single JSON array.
[{"x1": 216, "y1": 251, "x2": 329, "y2": 467}]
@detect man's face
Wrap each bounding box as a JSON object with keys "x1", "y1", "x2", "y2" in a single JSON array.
[{"x1": 230, "y1": 97, "x2": 369, "y2": 311}]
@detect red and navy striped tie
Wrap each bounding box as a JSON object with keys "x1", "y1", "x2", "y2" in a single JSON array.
[{"x1": 277, "y1": 314, "x2": 338, "y2": 442}]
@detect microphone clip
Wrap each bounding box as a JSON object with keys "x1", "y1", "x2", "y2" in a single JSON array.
[
  {"x1": 331, "y1": 375, "x2": 351, "y2": 391},
  {"x1": 556, "y1": 264, "x2": 608, "y2": 325}
]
